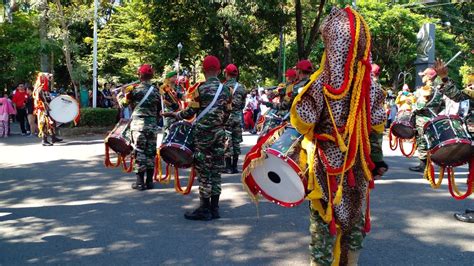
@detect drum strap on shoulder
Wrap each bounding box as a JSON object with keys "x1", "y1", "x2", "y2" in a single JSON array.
[
  {"x1": 233, "y1": 82, "x2": 239, "y2": 95},
  {"x1": 193, "y1": 83, "x2": 223, "y2": 125},
  {"x1": 131, "y1": 85, "x2": 155, "y2": 117}
]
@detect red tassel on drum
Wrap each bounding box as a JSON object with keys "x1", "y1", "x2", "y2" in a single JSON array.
[{"x1": 348, "y1": 169, "x2": 355, "y2": 187}]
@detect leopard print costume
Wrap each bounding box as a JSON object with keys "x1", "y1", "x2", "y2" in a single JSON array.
[{"x1": 292, "y1": 7, "x2": 386, "y2": 265}]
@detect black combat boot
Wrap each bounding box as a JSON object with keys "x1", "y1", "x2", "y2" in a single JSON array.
[
  {"x1": 42, "y1": 135, "x2": 52, "y2": 146},
  {"x1": 224, "y1": 157, "x2": 233, "y2": 174},
  {"x1": 145, "y1": 169, "x2": 154, "y2": 190},
  {"x1": 184, "y1": 197, "x2": 212, "y2": 221},
  {"x1": 409, "y1": 159, "x2": 426, "y2": 172},
  {"x1": 210, "y1": 195, "x2": 220, "y2": 219},
  {"x1": 232, "y1": 156, "x2": 239, "y2": 174},
  {"x1": 131, "y1": 172, "x2": 146, "y2": 191}
]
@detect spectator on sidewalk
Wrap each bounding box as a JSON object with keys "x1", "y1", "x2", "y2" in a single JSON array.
[
  {"x1": 12, "y1": 84, "x2": 30, "y2": 135},
  {"x1": 25, "y1": 87, "x2": 37, "y2": 136},
  {"x1": 0, "y1": 91, "x2": 16, "y2": 138}
]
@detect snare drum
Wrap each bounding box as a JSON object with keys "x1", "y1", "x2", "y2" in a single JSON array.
[
  {"x1": 391, "y1": 110, "x2": 415, "y2": 139},
  {"x1": 159, "y1": 121, "x2": 194, "y2": 168},
  {"x1": 245, "y1": 126, "x2": 307, "y2": 207},
  {"x1": 105, "y1": 119, "x2": 133, "y2": 156},
  {"x1": 424, "y1": 115, "x2": 472, "y2": 167},
  {"x1": 49, "y1": 95, "x2": 80, "y2": 123}
]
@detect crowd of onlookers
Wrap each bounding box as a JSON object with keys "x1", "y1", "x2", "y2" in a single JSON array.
[
  {"x1": 1, "y1": 79, "x2": 287, "y2": 138},
  {"x1": 0, "y1": 84, "x2": 37, "y2": 138}
]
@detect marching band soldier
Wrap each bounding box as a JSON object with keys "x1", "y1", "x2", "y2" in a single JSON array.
[
  {"x1": 122, "y1": 64, "x2": 161, "y2": 191},
  {"x1": 162, "y1": 55, "x2": 232, "y2": 221},
  {"x1": 262, "y1": 60, "x2": 313, "y2": 116},
  {"x1": 160, "y1": 71, "x2": 183, "y2": 135},
  {"x1": 223, "y1": 64, "x2": 247, "y2": 174},
  {"x1": 409, "y1": 67, "x2": 444, "y2": 172}
]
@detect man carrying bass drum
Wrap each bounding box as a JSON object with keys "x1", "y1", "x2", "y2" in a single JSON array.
[
  {"x1": 32, "y1": 73, "x2": 63, "y2": 146},
  {"x1": 121, "y1": 64, "x2": 161, "y2": 191},
  {"x1": 162, "y1": 55, "x2": 232, "y2": 221},
  {"x1": 434, "y1": 59, "x2": 474, "y2": 223}
]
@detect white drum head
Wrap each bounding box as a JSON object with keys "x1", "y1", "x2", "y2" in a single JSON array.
[
  {"x1": 250, "y1": 152, "x2": 305, "y2": 206},
  {"x1": 49, "y1": 95, "x2": 79, "y2": 123}
]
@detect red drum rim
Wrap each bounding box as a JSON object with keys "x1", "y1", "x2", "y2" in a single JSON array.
[
  {"x1": 243, "y1": 148, "x2": 307, "y2": 208},
  {"x1": 428, "y1": 138, "x2": 472, "y2": 167},
  {"x1": 423, "y1": 114, "x2": 462, "y2": 131},
  {"x1": 245, "y1": 173, "x2": 305, "y2": 208},
  {"x1": 159, "y1": 142, "x2": 194, "y2": 168}
]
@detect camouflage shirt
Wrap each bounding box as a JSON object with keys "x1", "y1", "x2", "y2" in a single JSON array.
[
  {"x1": 439, "y1": 78, "x2": 474, "y2": 103},
  {"x1": 177, "y1": 77, "x2": 232, "y2": 129},
  {"x1": 270, "y1": 77, "x2": 309, "y2": 113},
  {"x1": 225, "y1": 78, "x2": 246, "y2": 118},
  {"x1": 122, "y1": 81, "x2": 161, "y2": 118}
]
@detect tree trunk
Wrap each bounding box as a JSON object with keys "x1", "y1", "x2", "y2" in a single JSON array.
[
  {"x1": 54, "y1": 0, "x2": 79, "y2": 99},
  {"x1": 38, "y1": 0, "x2": 49, "y2": 72},
  {"x1": 295, "y1": 0, "x2": 304, "y2": 60},
  {"x1": 303, "y1": 0, "x2": 326, "y2": 59},
  {"x1": 222, "y1": 21, "x2": 232, "y2": 66}
]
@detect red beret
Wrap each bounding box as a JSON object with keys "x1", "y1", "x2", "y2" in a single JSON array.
[
  {"x1": 371, "y1": 64, "x2": 380, "y2": 77},
  {"x1": 296, "y1": 59, "x2": 313, "y2": 72},
  {"x1": 285, "y1": 68, "x2": 297, "y2": 79},
  {"x1": 224, "y1": 64, "x2": 238, "y2": 76},
  {"x1": 203, "y1": 55, "x2": 221, "y2": 72},
  {"x1": 138, "y1": 64, "x2": 154, "y2": 76}
]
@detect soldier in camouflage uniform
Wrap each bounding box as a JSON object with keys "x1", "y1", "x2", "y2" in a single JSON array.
[
  {"x1": 223, "y1": 64, "x2": 246, "y2": 174},
  {"x1": 262, "y1": 61, "x2": 313, "y2": 119},
  {"x1": 409, "y1": 67, "x2": 444, "y2": 172},
  {"x1": 434, "y1": 59, "x2": 474, "y2": 223},
  {"x1": 163, "y1": 55, "x2": 232, "y2": 221},
  {"x1": 159, "y1": 71, "x2": 183, "y2": 139},
  {"x1": 122, "y1": 64, "x2": 161, "y2": 190}
]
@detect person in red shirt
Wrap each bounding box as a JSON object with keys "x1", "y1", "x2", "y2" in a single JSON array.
[{"x1": 12, "y1": 84, "x2": 30, "y2": 135}]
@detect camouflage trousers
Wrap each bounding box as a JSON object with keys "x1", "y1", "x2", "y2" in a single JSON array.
[
  {"x1": 309, "y1": 204, "x2": 365, "y2": 266},
  {"x1": 224, "y1": 115, "x2": 243, "y2": 158},
  {"x1": 131, "y1": 117, "x2": 157, "y2": 173},
  {"x1": 414, "y1": 114, "x2": 431, "y2": 160},
  {"x1": 194, "y1": 127, "x2": 226, "y2": 198}
]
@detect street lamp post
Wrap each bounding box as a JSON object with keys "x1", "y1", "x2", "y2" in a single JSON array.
[
  {"x1": 176, "y1": 42, "x2": 183, "y2": 86},
  {"x1": 92, "y1": 0, "x2": 98, "y2": 108}
]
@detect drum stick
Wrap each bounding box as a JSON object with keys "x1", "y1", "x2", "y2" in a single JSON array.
[
  {"x1": 445, "y1": 51, "x2": 462, "y2": 66},
  {"x1": 112, "y1": 81, "x2": 139, "y2": 92},
  {"x1": 160, "y1": 95, "x2": 165, "y2": 113}
]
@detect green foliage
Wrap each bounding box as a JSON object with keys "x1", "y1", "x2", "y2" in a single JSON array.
[
  {"x1": 79, "y1": 107, "x2": 118, "y2": 127},
  {"x1": 0, "y1": 11, "x2": 41, "y2": 89}
]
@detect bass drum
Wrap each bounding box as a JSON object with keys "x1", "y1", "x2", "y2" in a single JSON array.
[
  {"x1": 49, "y1": 95, "x2": 80, "y2": 123},
  {"x1": 391, "y1": 110, "x2": 415, "y2": 139},
  {"x1": 159, "y1": 121, "x2": 194, "y2": 168},
  {"x1": 244, "y1": 126, "x2": 307, "y2": 207},
  {"x1": 105, "y1": 119, "x2": 133, "y2": 156},
  {"x1": 424, "y1": 115, "x2": 472, "y2": 167}
]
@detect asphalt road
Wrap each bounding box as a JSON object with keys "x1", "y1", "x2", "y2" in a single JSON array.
[{"x1": 0, "y1": 125, "x2": 473, "y2": 265}]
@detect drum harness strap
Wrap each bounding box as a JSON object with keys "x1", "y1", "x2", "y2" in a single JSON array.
[{"x1": 130, "y1": 85, "x2": 155, "y2": 153}]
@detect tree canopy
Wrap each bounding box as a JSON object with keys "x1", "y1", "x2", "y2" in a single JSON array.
[{"x1": 1, "y1": 0, "x2": 472, "y2": 94}]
